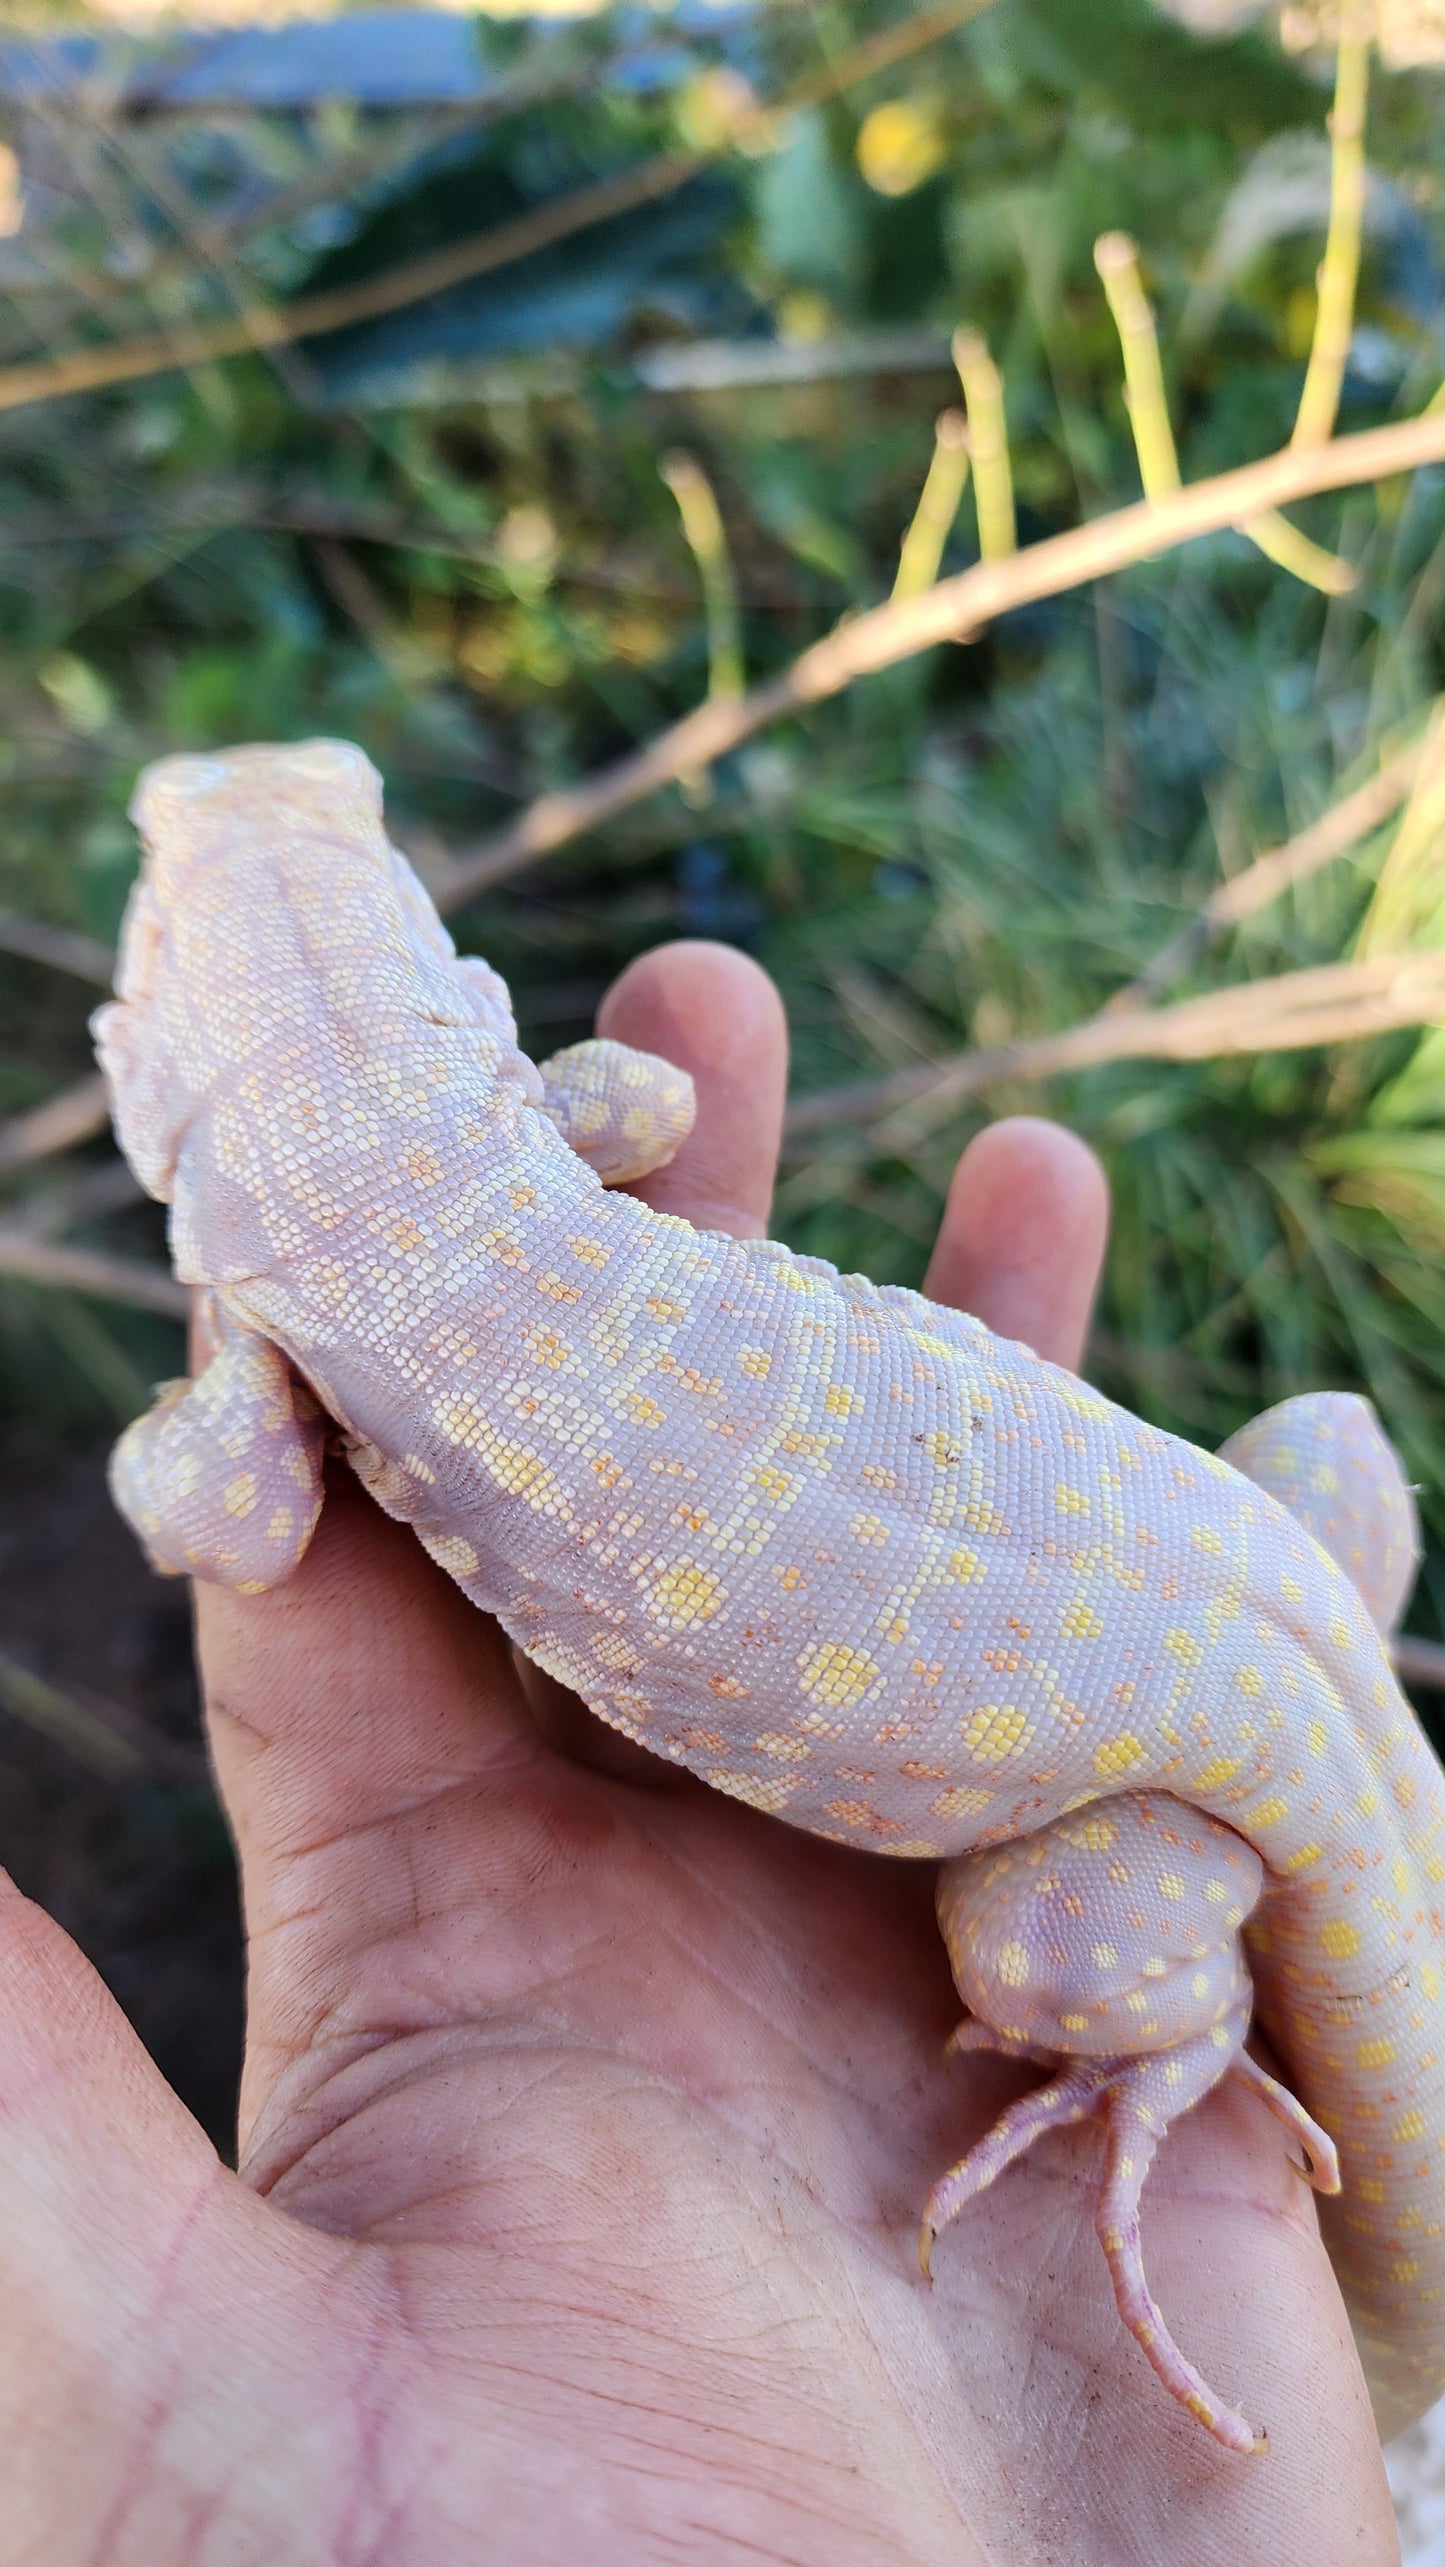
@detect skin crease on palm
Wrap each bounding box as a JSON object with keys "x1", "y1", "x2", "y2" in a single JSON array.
[{"x1": 0, "y1": 941, "x2": 1403, "y2": 2567}]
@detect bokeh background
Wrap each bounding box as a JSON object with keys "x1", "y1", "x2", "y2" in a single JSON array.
[{"x1": 1, "y1": 0, "x2": 1443, "y2": 2245}]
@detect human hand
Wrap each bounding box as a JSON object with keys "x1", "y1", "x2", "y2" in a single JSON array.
[{"x1": 0, "y1": 943, "x2": 1398, "y2": 2564}]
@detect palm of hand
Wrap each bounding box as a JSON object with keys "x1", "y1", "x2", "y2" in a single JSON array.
[{"x1": 0, "y1": 948, "x2": 1397, "y2": 2566}]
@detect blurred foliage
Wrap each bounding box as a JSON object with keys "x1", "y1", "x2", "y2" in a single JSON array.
[{"x1": 2, "y1": 0, "x2": 1445, "y2": 1677}]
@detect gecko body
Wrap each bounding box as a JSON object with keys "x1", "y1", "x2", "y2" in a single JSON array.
[{"x1": 94, "y1": 741, "x2": 1445, "y2": 2455}]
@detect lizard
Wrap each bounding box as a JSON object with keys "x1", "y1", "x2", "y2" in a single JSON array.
[{"x1": 92, "y1": 737, "x2": 1445, "y2": 2461}]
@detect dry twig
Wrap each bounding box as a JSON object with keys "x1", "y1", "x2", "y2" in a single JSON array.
[
  {"x1": 1109, "y1": 735, "x2": 1426, "y2": 1008},
  {"x1": 434, "y1": 405, "x2": 1445, "y2": 909},
  {"x1": 0, "y1": 1228, "x2": 187, "y2": 1318},
  {"x1": 784, "y1": 950, "x2": 1445, "y2": 1142}
]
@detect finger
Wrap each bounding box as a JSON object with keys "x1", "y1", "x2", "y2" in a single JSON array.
[
  {"x1": 922, "y1": 1115, "x2": 1109, "y2": 1370},
  {"x1": 596, "y1": 939, "x2": 788, "y2": 1238}
]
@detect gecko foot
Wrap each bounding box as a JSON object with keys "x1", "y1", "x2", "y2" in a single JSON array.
[
  {"x1": 110, "y1": 1301, "x2": 325, "y2": 1590},
  {"x1": 921, "y1": 2010, "x2": 1337, "y2": 2456}
]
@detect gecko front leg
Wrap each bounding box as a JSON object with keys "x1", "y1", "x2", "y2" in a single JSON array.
[
  {"x1": 109, "y1": 1293, "x2": 325, "y2": 1591},
  {"x1": 534, "y1": 1037, "x2": 696, "y2": 1185}
]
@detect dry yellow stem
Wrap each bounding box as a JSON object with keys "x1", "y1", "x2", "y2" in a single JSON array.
[
  {"x1": 893, "y1": 411, "x2": 972, "y2": 601},
  {"x1": 952, "y1": 330, "x2": 1016, "y2": 561}
]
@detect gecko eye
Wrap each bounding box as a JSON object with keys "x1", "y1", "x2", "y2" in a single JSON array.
[
  {"x1": 282, "y1": 740, "x2": 368, "y2": 782},
  {"x1": 154, "y1": 756, "x2": 229, "y2": 799}
]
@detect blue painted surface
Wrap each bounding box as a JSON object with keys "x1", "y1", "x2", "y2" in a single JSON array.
[{"x1": 0, "y1": 6, "x2": 757, "y2": 112}]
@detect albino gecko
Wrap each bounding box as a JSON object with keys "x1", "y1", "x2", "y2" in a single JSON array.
[{"x1": 93, "y1": 739, "x2": 1445, "y2": 2459}]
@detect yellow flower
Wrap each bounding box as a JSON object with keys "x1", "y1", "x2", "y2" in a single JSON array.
[{"x1": 856, "y1": 100, "x2": 946, "y2": 199}]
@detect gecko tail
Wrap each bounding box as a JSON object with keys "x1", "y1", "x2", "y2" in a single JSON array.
[{"x1": 1219, "y1": 1391, "x2": 1419, "y2": 1636}]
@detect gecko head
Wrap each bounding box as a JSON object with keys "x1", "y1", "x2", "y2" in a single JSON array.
[
  {"x1": 93, "y1": 740, "x2": 390, "y2": 1201},
  {"x1": 128, "y1": 740, "x2": 385, "y2": 897}
]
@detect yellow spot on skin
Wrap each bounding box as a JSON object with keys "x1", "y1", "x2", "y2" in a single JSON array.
[
  {"x1": 1192, "y1": 1971, "x2": 1209, "y2": 2000},
  {"x1": 947, "y1": 1548, "x2": 984, "y2": 1583},
  {"x1": 625, "y1": 1392, "x2": 665, "y2": 1429},
  {"x1": 996, "y1": 1941, "x2": 1030, "y2": 1987},
  {"x1": 1396, "y1": 2110, "x2": 1428, "y2": 2143},
  {"x1": 1236, "y1": 1666, "x2": 1264, "y2": 1696},
  {"x1": 1320, "y1": 1918, "x2": 1362, "y2": 1960},
  {"x1": 849, "y1": 1512, "x2": 889, "y2": 1548},
  {"x1": 1192, "y1": 1757, "x2": 1242, "y2": 1790},
  {"x1": 1283, "y1": 1842, "x2": 1323, "y2": 1872},
  {"x1": 1163, "y1": 1627, "x2": 1203, "y2": 1669},
  {"x1": 1191, "y1": 1526, "x2": 1223, "y2": 1555},
  {"x1": 931, "y1": 1784, "x2": 994, "y2": 1820},
  {"x1": 266, "y1": 1506, "x2": 293, "y2": 1539},
  {"x1": 1158, "y1": 1873, "x2": 1186, "y2": 1902},
  {"x1": 798, "y1": 1641, "x2": 880, "y2": 1710},
  {"x1": 1358, "y1": 2037, "x2": 1397, "y2": 2071},
  {"x1": 754, "y1": 1733, "x2": 810, "y2": 1763},
  {"x1": 1060, "y1": 2012, "x2": 1090, "y2": 2032},
  {"x1": 429, "y1": 1533, "x2": 480, "y2": 1578},
  {"x1": 708, "y1": 1769, "x2": 793, "y2": 1815},
  {"x1": 649, "y1": 1563, "x2": 726, "y2": 1629},
  {"x1": 1125, "y1": 1991, "x2": 1148, "y2": 2014},
  {"x1": 1357, "y1": 1785, "x2": 1379, "y2": 1820},
  {"x1": 1281, "y1": 1575, "x2": 1304, "y2": 1604},
  {"x1": 1247, "y1": 1797, "x2": 1289, "y2": 1830},
  {"x1": 1394, "y1": 2260, "x2": 1421, "y2": 2286},
  {"x1": 1059, "y1": 1816, "x2": 1117, "y2": 1852},
  {"x1": 1092, "y1": 1942, "x2": 1119, "y2": 1970},
  {"x1": 1210, "y1": 2026, "x2": 1230, "y2": 2049},
  {"x1": 1054, "y1": 1483, "x2": 1090, "y2": 1515},
  {"x1": 1163, "y1": 2061, "x2": 1184, "y2": 2086},
  {"x1": 1306, "y1": 1720, "x2": 1328, "y2": 1754},
  {"x1": 223, "y1": 1472, "x2": 259, "y2": 1518},
  {"x1": 738, "y1": 1347, "x2": 771, "y2": 1379},
  {"x1": 1141, "y1": 1957, "x2": 1167, "y2": 1979},
  {"x1": 963, "y1": 1702, "x2": 1034, "y2": 1761},
  {"x1": 1061, "y1": 1600, "x2": 1104, "y2": 1640},
  {"x1": 823, "y1": 1384, "x2": 857, "y2": 1417},
  {"x1": 1094, "y1": 1732, "x2": 1146, "y2": 1779}
]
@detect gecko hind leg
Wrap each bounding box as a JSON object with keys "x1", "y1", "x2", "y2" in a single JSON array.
[
  {"x1": 923, "y1": 2010, "x2": 1339, "y2": 2457},
  {"x1": 110, "y1": 1299, "x2": 325, "y2": 1591},
  {"x1": 535, "y1": 1037, "x2": 696, "y2": 1185}
]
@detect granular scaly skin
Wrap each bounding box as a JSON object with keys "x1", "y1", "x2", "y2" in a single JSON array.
[{"x1": 94, "y1": 740, "x2": 1445, "y2": 2454}]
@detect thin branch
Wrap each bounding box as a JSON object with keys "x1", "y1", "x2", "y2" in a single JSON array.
[
  {"x1": 1094, "y1": 233, "x2": 1180, "y2": 502},
  {"x1": 952, "y1": 330, "x2": 1015, "y2": 560},
  {"x1": 0, "y1": 910, "x2": 115, "y2": 986},
  {"x1": 0, "y1": 1228, "x2": 187, "y2": 1318},
  {"x1": 0, "y1": 0, "x2": 999, "y2": 421},
  {"x1": 0, "y1": 1647, "x2": 206, "y2": 1787},
  {"x1": 1095, "y1": 227, "x2": 1351, "y2": 593},
  {"x1": 1356, "y1": 701, "x2": 1445, "y2": 957},
  {"x1": 1292, "y1": 2, "x2": 1371, "y2": 451},
  {"x1": 660, "y1": 451, "x2": 744, "y2": 702},
  {"x1": 0, "y1": 1648, "x2": 143, "y2": 1778},
  {"x1": 1108, "y1": 734, "x2": 1426, "y2": 1009},
  {"x1": 784, "y1": 950, "x2": 1445, "y2": 1142},
  {"x1": 433, "y1": 404, "x2": 1445, "y2": 910},
  {"x1": 0, "y1": 1073, "x2": 112, "y2": 1174},
  {"x1": 1395, "y1": 1634, "x2": 1445, "y2": 1694},
  {"x1": 1238, "y1": 6, "x2": 1370, "y2": 581},
  {"x1": 893, "y1": 409, "x2": 971, "y2": 600}
]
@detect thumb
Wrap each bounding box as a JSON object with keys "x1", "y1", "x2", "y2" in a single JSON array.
[{"x1": 0, "y1": 1874, "x2": 343, "y2": 2554}]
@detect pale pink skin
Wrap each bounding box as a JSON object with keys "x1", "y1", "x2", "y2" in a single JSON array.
[
  {"x1": 90, "y1": 745, "x2": 1445, "y2": 2475},
  {"x1": 0, "y1": 937, "x2": 1404, "y2": 2563}
]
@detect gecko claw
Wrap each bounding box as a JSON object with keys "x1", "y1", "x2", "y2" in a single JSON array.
[{"x1": 918, "y1": 2220, "x2": 936, "y2": 2281}]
